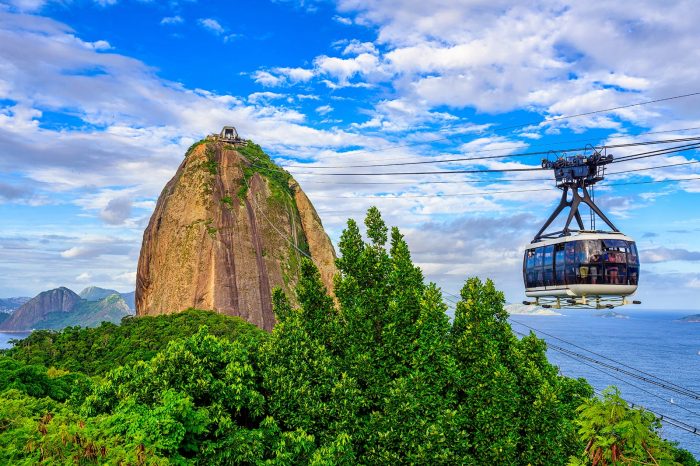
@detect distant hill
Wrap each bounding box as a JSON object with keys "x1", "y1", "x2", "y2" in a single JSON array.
[
  {"x1": 80, "y1": 286, "x2": 135, "y2": 311},
  {"x1": 0, "y1": 297, "x2": 30, "y2": 313},
  {"x1": 0, "y1": 287, "x2": 134, "y2": 331},
  {"x1": 678, "y1": 314, "x2": 700, "y2": 323},
  {"x1": 120, "y1": 291, "x2": 135, "y2": 310},
  {"x1": 80, "y1": 286, "x2": 120, "y2": 301}
]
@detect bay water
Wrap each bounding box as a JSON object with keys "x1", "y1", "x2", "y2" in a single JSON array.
[
  {"x1": 509, "y1": 310, "x2": 700, "y2": 458},
  {"x1": 0, "y1": 331, "x2": 30, "y2": 350}
]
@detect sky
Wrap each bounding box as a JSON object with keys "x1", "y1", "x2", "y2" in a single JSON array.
[{"x1": 0, "y1": 0, "x2": 699, "y2": 309}]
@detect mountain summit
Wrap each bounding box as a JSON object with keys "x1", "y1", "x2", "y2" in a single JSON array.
[
  {"x1": 0, "y1": 287, "x2": 132, "y2": 331},
  {"x1": 135, "y1": 135, "x2": 336, "y2": 330}
]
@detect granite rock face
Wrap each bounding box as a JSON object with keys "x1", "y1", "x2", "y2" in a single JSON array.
[
  {"x1": 135, "y1": 140, "x2": 336, "y2": 331},
  {"x1": 0, "y1": 287, "x2": 81, "y2": 330}
]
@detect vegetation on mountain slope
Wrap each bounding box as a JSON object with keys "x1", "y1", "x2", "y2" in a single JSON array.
[{"x1": 0, "y1": 208, "x2": 695, "y2": 465}]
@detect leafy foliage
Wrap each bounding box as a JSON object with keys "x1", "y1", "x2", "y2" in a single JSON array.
[
  {"x1": 0, "y1": 208, "x2": 696, "y2": 464},
  {"x1": 203, "y1": 146, "x2": 219, "y2": 175},
  {"x1": 236, "y1": 141, "x2": 293, "y2": 199},
  {"x1": 569, "y1": 387, "x2": 696, "y2": 466},
  {"x1": 0, "y1": 358, "x2": 89, "y2": 402},
  {"x1": 5, "y1": 309, "x2": 266, "y2": 376}
]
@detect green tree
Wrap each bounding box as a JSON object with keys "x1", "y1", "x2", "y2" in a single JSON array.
[
  {"x1": 0, "y1": 206, "x2": 696, "y2": 465},
  {"x1": 5, "y1": 309, "x2": 265, "y2": 376},
  {"x1": 570, "y1": 387, "x2": 692, "y2": 466}
]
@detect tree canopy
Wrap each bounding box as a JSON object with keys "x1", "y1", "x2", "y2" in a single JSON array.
[{"x1": 0, "y1": 208, "x2": 695, "y2": 465}]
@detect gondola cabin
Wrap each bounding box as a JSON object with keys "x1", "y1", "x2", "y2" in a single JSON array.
[
  {"x1": 523, "y1": 150, "x2": 641, "y2": 308},
  {"x1": 524, "y1": 232, "x2": 639, "y2": 299}
]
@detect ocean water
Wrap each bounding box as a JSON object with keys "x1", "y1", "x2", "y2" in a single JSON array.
[
  {"x1": 1, "y1": 314, "x2": 698, "y2": 457},
  {"x1": 0, "y1": 331, "x2": 31, "y2": 350},
  {"x1": 509, "y1": 310, "x2": 700, "y2": 458}
]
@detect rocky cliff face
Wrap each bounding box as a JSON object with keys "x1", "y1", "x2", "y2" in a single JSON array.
[
  {"x1": 0, "y1": 287, "x2": 81, "y2": 330},
  {"x1": 135, "y1": 140, "x2": 336, "y2": 331},
  {"x1": 0, "y1": 287, "x2": 133, "y2": 331}
]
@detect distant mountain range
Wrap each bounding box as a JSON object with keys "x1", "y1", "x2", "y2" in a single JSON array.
[
  {"x1": 79, "y1": 286, "x2": 135, "y2": 310},
  {"x1": 678, "y1": 314, "x2": 700, "y2": 323},
  {"x1": 0, "y1": 286, "x2": 136, "y2": 332},
  {"x1": 0, "y1": 297, "x2": 30, "y2": 313}
]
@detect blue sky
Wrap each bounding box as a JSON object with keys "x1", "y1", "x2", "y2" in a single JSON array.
[{"x1": 1, "y1": 0, "x2": 699, "y2": 309}]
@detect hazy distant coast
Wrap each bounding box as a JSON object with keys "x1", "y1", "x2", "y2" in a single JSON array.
[{"x1": 505, "y1": 303, "x2": 562, "y2": 316}]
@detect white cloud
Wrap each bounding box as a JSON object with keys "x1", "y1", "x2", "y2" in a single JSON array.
[
  {"x1": 198, "y1": 18, "x2": 225, "y2": 35},
  {"x1": 76, "y1": 272, "x2": 93, "y2": 282},
  {"x1": 113, "y1": 270, "x2": 136, "y2": 286},
  {"x1": 160, "y1": 16, "x2": 184, "y2": 26},
  {"x1": 333, "y1": 15, "x2": 353, "y2": 25},
  {"x1": 251, "y1": 67, "x2": 314, "y2": 87},
  {"x1": 248, "y1": 91, "x2": 286, "y2": 103},
  {"x1": 316, "y1": 104, "x2": 333, "y2": 115},
  {"x1": 276, "y1": 67, "x2": 314, "y2": 83},
  {"x1": 314, "y1": 52, "x2": 380, "y2": 84},
  {"x1": 84, "y1": 39, "x2": 111, "y2": 50},
  {"x1": 60, "y1": 237, "x2": 132, "y2": 259},
  {"x1": 7, "y1": 0, "x2": 47, "y2": 11},
  {"x1": 342, "y1": 39, "x2": 377, "y2": 56},
  {"x1": 322, "y1": 0, "x2": 700, "y2": 129},
  {"x1": 252, "y1": 70, "x2": 285, "y2": 87},
  {"x1": 458, "y1": 137, "x2": 529, "y2": 156},
  {"x1": 100, "y1": 197, "x2": 133, "y2": 225}
]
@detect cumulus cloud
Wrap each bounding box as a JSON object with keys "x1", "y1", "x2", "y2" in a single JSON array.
[
  {"x1": 641, "y1": 247, "x2": 700, "y2": 263},
  {"x1": 76, "y1": 272, "x2": 93, "y2": 282},
  {"x1": 252, "y1": 70, "x2": 285, "y2": 87},
  {"x1": 113, "y1": 270, "x2": 136, "y2": 286},
  {"x1": 160, "y1": 16, "x2": 184, "y2": 26},
  {"x1": 0, "y1": 8, "x2": 394, "y2": 295},
  {"x1": 248, "y1": 91, "x2": 285, "y2": 104},
  {"x1": 100, "y1": 197, "x2": 133, "y2": 225},
  {"x1": 198, "y1": 18, "x2": 225, "y2": 34},
  {"x1": 321, "y1": 0, "x2": 700, "y2": 129},
  {"x1": 341, "y1": 39, "x2": 377, "y2": 56},
  {"x1": 252, "y1": 67, "x2": 314, "y2": 87},
  {"x1": 315, "y1": 104, "x2": 333, "y2": 115},
  {"x1": 60, "y1": 237, "x2": 132, "y2": 260},
  {"x1": 7, "y1": 0, "x2": 47, "y2": 11},
  {"x1": 332, "y1": 15, "x2": 353, "y2": 25}
]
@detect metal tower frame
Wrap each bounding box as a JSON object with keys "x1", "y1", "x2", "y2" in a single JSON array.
[{"x1": 533, "y1": 150, "x2": 619, "y2": 241}]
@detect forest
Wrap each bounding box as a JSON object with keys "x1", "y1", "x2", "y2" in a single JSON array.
[{"x1": 0, "y1": 208, "x2": 696, "y2": 465}]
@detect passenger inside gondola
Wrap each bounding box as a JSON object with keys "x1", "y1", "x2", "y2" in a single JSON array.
[{"x1": 524, "y1": 238, "x2": 640, "y2": 288}]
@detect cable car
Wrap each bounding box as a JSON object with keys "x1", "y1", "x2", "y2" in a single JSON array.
[{"x1": 522, "y1": 150, "x2": 641, "y2": 309}]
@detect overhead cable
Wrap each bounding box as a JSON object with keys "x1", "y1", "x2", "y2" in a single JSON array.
[
  {"x1": 285, "y1": 142, "x2": 700, "y2": 176},
  {"x1": 512, "y1": 329, "x2": 700, "y2": 420},
  {"x1": 305, "y1": 176, "x2": 700, "y2": 199},
  {"x1": 306, "y1": 91, "x2": 700, "y2": 157},
  {"x1": 509, "y1": 318, "x2": 700, "y2": 398},
  {"x1": 297, "y1": 159, "x2": 700, "y2": 186},
  {"x1": 285, "y1": 136, "x2": 700, "y2": 169}
]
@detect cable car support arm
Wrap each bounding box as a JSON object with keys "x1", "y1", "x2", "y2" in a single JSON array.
[{"x1": 534, "y1": 150, "x2": 620, "y2": 241}]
